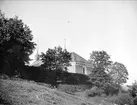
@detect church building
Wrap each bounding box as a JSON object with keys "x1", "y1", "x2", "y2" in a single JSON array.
[
  {"x1": 31, "y1": 50, "x2": 92, "y2": 75},
  {"x1": 67, "y1": 52, "x2": 92, "y2": 75}
]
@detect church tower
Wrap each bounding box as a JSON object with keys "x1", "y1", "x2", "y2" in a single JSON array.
[
  {"x1": 64, "y1": 38, "x2": 67, "y2": 52},
  {"x1": 35, "y1": 46, "x2": 40, "y2": 61},
  {"x1": 31, "y1": 42, "x2": 43, "y2": 67}
]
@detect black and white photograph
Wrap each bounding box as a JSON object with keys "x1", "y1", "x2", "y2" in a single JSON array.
[{"x1": 0, "y1": 0, "x2": 137, "y2": 105}]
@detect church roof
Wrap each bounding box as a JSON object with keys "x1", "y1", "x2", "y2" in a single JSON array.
[
  {"x1": 31, "y1": 59, "x2": 43, "y2": 67},
  {"x1": 31, "y1": 52, "x2": 92, "y2": 67},
  {"x1": 71, "y1": 52, "x2": 88, "y2": 63}
]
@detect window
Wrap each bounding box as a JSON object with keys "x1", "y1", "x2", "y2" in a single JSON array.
[{"x1": 83, "y1": 67, "x2": 85, "y2": 74}]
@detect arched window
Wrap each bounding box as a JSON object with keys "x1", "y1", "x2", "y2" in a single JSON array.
[{"x1": 83, "y1": 67, "x2": 85, "y2": 74}]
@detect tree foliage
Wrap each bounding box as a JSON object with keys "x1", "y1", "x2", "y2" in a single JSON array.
[
  {"x1": 40, "y1": 46, "x2": 71, "y2": 87},
  {"x1": 0, "y1": 10, "x2": 36, "y2": 75},
  {"x1": 40, "y1": 46, "x2": 71, "y2": 71},
  {"x1": 0, "y1": 10, "x2": 36, "y2": 63},
  {"x1": 89, "y1": 67, "x2": 111, "y2": 89},
  {"x1": 89, "y1": 51, "x2": 112, "y2": 69},
  {"x1": 108, "y1": 62, "x2": 128, "y2": 86},
  {"x1": 88, "y1": 51, "x2": 112, "y2": 89},
  {"x1": 127, "y1": 81, "x2": 137, "y2": 98}
]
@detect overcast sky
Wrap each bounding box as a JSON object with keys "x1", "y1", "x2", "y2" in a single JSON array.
[{"x1": 1, "y1": 0, "x2": 137, "y2": 85}]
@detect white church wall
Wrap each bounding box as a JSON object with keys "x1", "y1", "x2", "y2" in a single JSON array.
[{"x1": 67, "y1": 62, "x2": 76, "y2": 73}]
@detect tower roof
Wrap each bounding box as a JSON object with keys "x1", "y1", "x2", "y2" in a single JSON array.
[{"x1": 71, "y1": 52, "x2": 87, "y2": 63}]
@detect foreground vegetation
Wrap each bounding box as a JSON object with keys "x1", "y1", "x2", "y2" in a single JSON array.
[
  {"x1": 1, "y1": 76, "x2": 137, "y2": 105},
  {"x1": 0, "y1": 78, "x2": 114, "y2": 105}
]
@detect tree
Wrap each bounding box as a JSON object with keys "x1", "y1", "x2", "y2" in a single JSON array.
[
  {"x1": 89, "y1": 51, "x2": 112, "y2": 69},
  {"x1": 0, "y1": 10, "x2": 36, "y2": 77},
  {"x1": 40, "y1": 46, "x2": 71, "y2": 71},
  {"x1": 88, "y1": 51, "x2": 112, "y2": 89},
  {"x1": 108, "y1": 62, "x2": 128, "y2": 86},
  {"x1": 40, "y1": 46, "x2": 71, "y2": 87},
  {"x1": 89, "y1": 67, "x2": 111, "y2": 89},
  {"x1": 128, "y1": 81, "x2": 137, "y2": 98}
]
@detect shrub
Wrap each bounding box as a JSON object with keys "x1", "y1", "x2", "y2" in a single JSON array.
[
  {"x1": 128, "y1": 81, "x2": 137, "y2": 98},
  {"x1": 65, "y1": 75, "x2": 79, "y2": 84},
  {"x1": 109, "y1": 93, "x2": 133, "y2": 105},
  {"x1": 63, "y1": 73, "x2": 90, "y2": 84},
  {"x1": 23, "y1": 66, "x2": 41, "y2": 81},
  {"x1": 86, "y1": 86, "x2": 104, "y2": 97},
  {"x1": 0, "y1": 74, "x2": 10, "y2": 79},
  {"x1": 133, "y1": 96, "x2": 137, "y2": 105},
  {"x1": 104, "y1": 84, "x2": 119, "y2": 96}
]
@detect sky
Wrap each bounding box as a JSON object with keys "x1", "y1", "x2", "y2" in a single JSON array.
[{"x1": 0, "y1": 0, "x2": 137, "y2": 85}]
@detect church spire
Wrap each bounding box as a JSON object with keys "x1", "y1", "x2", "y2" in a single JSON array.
[
  {"x1": 35, "y1": 45, "x2": 40, "y2": 61},
  {"x1": 64, "y1": 38, "x2": 66, "y2": 51}
]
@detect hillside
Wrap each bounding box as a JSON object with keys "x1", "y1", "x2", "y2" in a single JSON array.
[{"x1": 0, "y1": 78, "x2": 112, "y2": 105}]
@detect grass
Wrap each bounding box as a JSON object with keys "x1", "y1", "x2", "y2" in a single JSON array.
[{"x1": 0, "y1": 78, "x2": 113, "y2": 105}]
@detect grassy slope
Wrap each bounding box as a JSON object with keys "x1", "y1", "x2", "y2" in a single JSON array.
[{"x1": 0, "y1": 79, "x2": 113, "y2": 105}]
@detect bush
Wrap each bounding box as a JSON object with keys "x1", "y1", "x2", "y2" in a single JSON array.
[
  {"x1": 65, "y1": 75, "x2": 79, "y2": 84},
  {"x1": 133, "y1": 96, "x2": 137, "y2": 105},
  {"x1": 128, "y1": 87, "x2": 137, "y2": 98},
  {"x1": 0, "y1": 74, "x2": 10, "y2": 79},
  {"x1": 109, "y1": 93, "x2": 133, "y2": 105},
  {"x1": 104, "y1": 85, "x2": 119, "y2": 96},
  {"x1": 64, "y1": 73, "x2": 90, "y2": 84},
  {"x1": 128, "y1": 81, "x2": 137, "y2": 98},
  {"x1": 86, "y1": 86, "x2": 104, "y2": 97}
]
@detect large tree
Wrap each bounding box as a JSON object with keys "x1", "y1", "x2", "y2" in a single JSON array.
[
  {"x1": 108, "y1": 62, "x2": 128, "y2": 86},
  {"x1": 40, "y1": 46, "x2": 71, "y2": 87},
  {"x1": 40, "y1": 46, "x2": 71, "y2": 71},
  {"x1": 88, "y1": 51, "x2": 112, "y2": 89},
  {"x1": 0, "y1": 10, "x2": 36, "y2": 77},
  {"x1": 89, "y1": 51, "x2": 112, "y2": 69}
]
